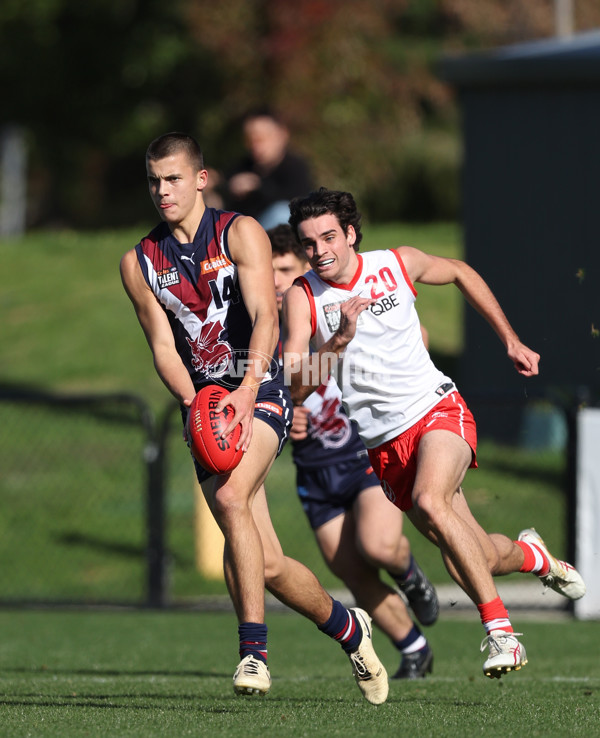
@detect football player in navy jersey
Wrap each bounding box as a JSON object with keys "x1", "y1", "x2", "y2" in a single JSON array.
[
  {"x1": 270, "y1": 224, "x2": 438, "y2": 679},
  {"x1": 120, "y1": 134, "x2": 389, "y2": 703}
]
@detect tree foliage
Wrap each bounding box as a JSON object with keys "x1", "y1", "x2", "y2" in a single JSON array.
[{"x1": 1, "y1": 0, "x2": 599, "y2": 226}]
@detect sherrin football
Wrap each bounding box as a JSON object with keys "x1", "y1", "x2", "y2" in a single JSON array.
[{"x1": 188, "y1": 384, "x2": 244, "y2": 475}]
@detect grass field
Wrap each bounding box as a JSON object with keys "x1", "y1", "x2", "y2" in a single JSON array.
[
  {"x1": 1, "y1": 609, "x2": 598, "y2": 737},
  {"x1": 2, "y1": 224, "x2": 594, "y2": 736}
]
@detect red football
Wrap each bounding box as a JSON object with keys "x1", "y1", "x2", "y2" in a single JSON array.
[{"x1": 188, "y1": 385, "x2": 244, "y2": 475}]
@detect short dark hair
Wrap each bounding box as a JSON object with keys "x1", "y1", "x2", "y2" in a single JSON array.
[
  {"x1": 267, "y1": 223, "x2": 308, "y2": 264},
  {"x1": 242, "y1": 105, "x2": 286, "y2": 128},
  {"x1": 288, "y1": 187, "x2": 363, "y2": 251},
  {"x1": 146, "y1": 132, "x2": 204, "y2": 172}
]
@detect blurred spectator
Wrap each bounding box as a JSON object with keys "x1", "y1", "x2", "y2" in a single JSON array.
[{"x1": 222, "y1": 107, "x2": 313, "y2": 229}]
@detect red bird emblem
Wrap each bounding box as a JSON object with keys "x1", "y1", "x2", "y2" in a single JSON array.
[{"x1": 186, "y1": 320, "x2": 234, "y2": 379}]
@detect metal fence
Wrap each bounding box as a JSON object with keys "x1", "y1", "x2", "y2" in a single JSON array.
[{"x1": 0, "y1": 386, "x2": 166, "y2": 606}]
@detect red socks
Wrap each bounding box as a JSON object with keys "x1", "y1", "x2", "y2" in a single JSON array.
[
  {"x1": 477, "y1": 596, "x2": 513, "y2": 635},
  {"x1": 515, "y1": 540, "x2": 550, "y2": 576}
]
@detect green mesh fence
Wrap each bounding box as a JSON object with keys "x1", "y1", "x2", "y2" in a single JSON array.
[{"x1": 0, "y1": 390, "x2": 153, "y2": 604}]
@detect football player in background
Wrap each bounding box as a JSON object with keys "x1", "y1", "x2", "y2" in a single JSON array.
[
  {"x1": 283, "y1": 187, "x2": 586, "y2": 679},
  {"x1": 120, "y1": 135, "x2": 389, "y2": 704},
  {"x1": 270, "y1": 223, "x2": 438, "y2": 679}
]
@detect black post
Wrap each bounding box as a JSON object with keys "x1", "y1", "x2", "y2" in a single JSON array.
[
  {"x1": 145, "y1": 432, "x2": 167, "y2": 608},
  {"x1": 145, "y1": 401, "x2": 181, "y2": 607}
]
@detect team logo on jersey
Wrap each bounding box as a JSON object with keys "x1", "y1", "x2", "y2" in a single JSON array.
[
  {"x1": 156, "y1": 266, "x2": 180, "y2": 289},
  {"x1": 186, "y1": 320, "x2": 234, "y2": 379},
  {"x1": 322, "y1": 301, "x2": 343, "y2": 332},
  {"x1": 200, "y1": 255, "x2": 232, "y2": 274},
  {"x1": 307, "y1": 384, "x2": 352, "y2": 449},
  {"x1": 322, "y1": 297, "x2": 368, "y2": 332}
]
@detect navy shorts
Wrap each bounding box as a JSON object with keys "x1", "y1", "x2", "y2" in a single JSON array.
[
  {"x1": 297, "y1": 453, "x2": 378, "y2": 530},
  {"x1": 188, "y1": 382, "x2": 292, "y2": 484}
]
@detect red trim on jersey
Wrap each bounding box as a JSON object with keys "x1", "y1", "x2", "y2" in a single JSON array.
[
  {"x1": 255, "y1": 401, "x2": 283, "y2": 416},
  {"x1": 390, "y1": 249, "x2": 418, "y2": 297},
  {"x1": 138, "y1": 235, "x2": 207, "y2": 318},
  {"x1": 322, "y1": 253, "x2": 364, "y2": 291},
  {"x1": 295, "y1": 276, "x2": 317, "y2": 338},
  {"x1": 218, "y1": 211, "x2": 239, "y2": 261}
]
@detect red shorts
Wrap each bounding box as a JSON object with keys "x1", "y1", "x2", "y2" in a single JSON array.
[{"x1": 367, "y1": 392, "x2": 478, "y2": 512}]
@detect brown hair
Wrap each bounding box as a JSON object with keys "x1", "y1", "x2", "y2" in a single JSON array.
[
  {"x1": 146, "y1": 132, "x2": 204, "y2": 172},
  {"x1": 289, "y1": 187, "x2": 363, "y2": 251}
]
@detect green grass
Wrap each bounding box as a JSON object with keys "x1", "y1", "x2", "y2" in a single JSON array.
[
  {"x1": 0, "y1": 610, "x2": 598, "y2": 737},
  {"x1": 361, "y1": 221, "x2": 464, "y2": 355},
  {"x1": 0, "y1": 223, "x2": 463, "y2": 408},
  {"x1": 1, "y1": 227, "x2": 164, "y2": 402}
]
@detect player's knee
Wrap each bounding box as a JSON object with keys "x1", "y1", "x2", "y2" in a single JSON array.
[
  {"x1": 358, "y1": 537, "x2": 394, "y2": 568},
  {"x1": 411, "y1": 488, "x2": 447, "y2": 533},
  {"x1": 211, "y1": 484, "x2": 250, "y2": 523}
]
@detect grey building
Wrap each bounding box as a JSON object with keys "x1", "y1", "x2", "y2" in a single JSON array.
[{"x1": 438, "y1": 31, "x2": 600, "y2": 441}]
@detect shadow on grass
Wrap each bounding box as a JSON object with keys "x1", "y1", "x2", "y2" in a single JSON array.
[
  {"x1": 56, "y1": 532, "x2": 144, "y2": 559},
  {"x1": 0, "y1": 693, "x2": 492, "y2": 710},
  {"x1": 2, "y1": 666, "x2": 226, "y2": 678},
  {"x1": 55, "y1": 531, "x2": 192, "y2": 568},
  {"x1": 0, "y1": 696, "x2": 201, "y2": 710}
]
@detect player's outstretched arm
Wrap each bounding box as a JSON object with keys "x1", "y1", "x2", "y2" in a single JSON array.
[
  {"x1": 397, "y1": 245, "x2": 540, "y2": 377},
  {"x1": 120, "y1": 249, "x2": 197, "y2": 404}
]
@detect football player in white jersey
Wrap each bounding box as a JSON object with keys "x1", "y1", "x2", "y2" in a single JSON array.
[
  {"x1": 270, "y1": 224, "x2": 438, "y2": 679},
  {"x1": 283, "y1": 187, "x2": 586, "y2": 679}
]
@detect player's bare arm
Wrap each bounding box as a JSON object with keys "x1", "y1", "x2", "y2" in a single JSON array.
[
  {"x1": 283, "y1": 284, "x2": 374, "y2": 404},
  {"x1": 397, "y1": 245, "x2": 540, "y2": 377},
  {"x1": 120, "y1": 249, "x2": 197, "y2": 404},
  {"x1": 224, "y1": 216, "x2": 280, "y2": 449}
]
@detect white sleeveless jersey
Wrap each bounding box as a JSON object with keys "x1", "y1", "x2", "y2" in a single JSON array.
[{"x1": 297, "y1": 249, "x2": 454, "y2": 448}]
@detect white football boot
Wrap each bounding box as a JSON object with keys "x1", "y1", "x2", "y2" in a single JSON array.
[
  {"x1": 518, "y1": 528, "x2": 586, "y2": 600},
  {"x1": 347, "y1": 608, "x2": 389, "y2": 705},
  {"x1": 481, "y1": 630, "x2": 527, "y2": 679},
  {"x1": 233, "y1": 655, "x2": 271, "y2": 696}
]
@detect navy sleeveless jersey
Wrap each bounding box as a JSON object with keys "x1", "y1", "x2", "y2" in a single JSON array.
[
  {"x1": 136, "y1": 207, "x2": 281, "y2": 392},
  {"x1": 277, "y1": 331, "x2": 365, "y2": 469}
]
